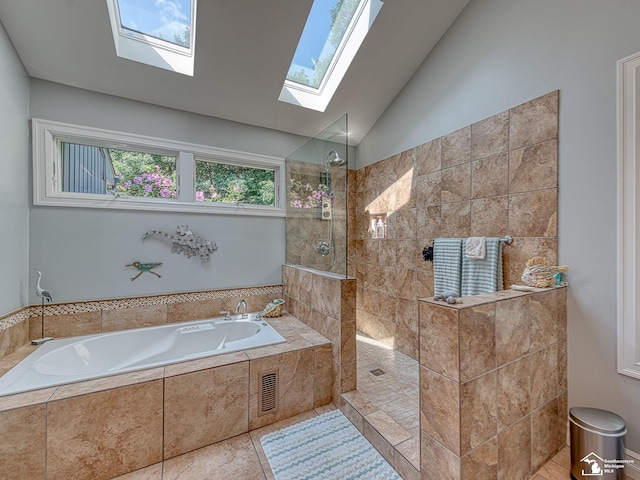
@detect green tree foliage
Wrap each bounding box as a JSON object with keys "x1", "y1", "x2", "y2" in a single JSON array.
[
  {"x1": 110, "y1": 149, "x2": 274, "y2": 205},
  {"x1": 329, "y1": 0, "x2": 359, "y2": 47},
  {"x1": 287, "y1": 69, "x2": 311, "y2": 85},
  {"x1": 173, "y1": 26, "x2": 190, "y2": 48},
  {"x1": 285, "y1": 0, "x2": 360, "y2": 88},
  {"x1": 195, "y1": 161, "x2": 275, "y2": 206}
]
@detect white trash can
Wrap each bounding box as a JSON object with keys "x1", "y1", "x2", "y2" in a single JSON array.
[{"x1": 570, "y1": 407, "x2": 627, "y2": 479}]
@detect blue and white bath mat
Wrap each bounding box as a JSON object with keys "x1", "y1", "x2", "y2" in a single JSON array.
[{"x1": 260, "y1": 409, "x2": 401, "y2": 480}]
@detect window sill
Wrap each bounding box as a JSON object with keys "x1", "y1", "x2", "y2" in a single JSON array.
[{"x1": 33, "y1": 194, "x2": 286, "y2": 217}]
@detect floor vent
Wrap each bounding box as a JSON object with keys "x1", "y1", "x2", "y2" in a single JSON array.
[
  {"x1": 370, "y1": 368, "x2": 386, "y2": 376},
  {"x1": 259, "y1": 370, "x2": 279, "y2": 415}
]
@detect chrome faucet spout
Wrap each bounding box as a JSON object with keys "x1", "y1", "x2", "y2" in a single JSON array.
[{"x1": 235, "y1": 299, "x2": 248, "y2": 318}]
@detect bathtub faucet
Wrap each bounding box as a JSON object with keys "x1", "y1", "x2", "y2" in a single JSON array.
[{"x1": 235, "y1": 299, "x2": 248, "y2": 318}]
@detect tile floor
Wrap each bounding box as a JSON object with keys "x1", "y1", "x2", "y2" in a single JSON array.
[
  {"x1": 108, "y1": 333, "x2": 631, "y2": 479},
  {"x1": 113, "y1": 404, "x2": 339, "y2": 480},
  {"x1": 111, "y1": 406, "x2": 601, "y2": 480}
]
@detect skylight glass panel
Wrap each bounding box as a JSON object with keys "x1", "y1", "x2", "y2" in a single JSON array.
[
  {"x1": 117, "y1": 0, "x2": 192, "y2": 48},
  {"x1": 287, "y1": 0, "x2": 359, "y2": 89},
  {"x1": 279, "y1": 0, "x2": 383, "y2": 112},
  {"x1": 106, "y1": 0, "x2": 197, "y2": 76}
]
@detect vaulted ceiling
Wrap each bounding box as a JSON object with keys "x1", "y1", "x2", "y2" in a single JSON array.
[{"x1": 0, "y1": 0, "x2": 469, "y2": 144}]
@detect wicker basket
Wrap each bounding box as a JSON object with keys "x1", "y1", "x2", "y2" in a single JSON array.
[{"x1": 262, "y1": 299, "x2": 284, "y2": 318}]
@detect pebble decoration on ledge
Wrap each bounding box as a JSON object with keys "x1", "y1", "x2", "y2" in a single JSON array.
[{"x1": 143, "y1": 225, "x2": 217, "y2": 261}]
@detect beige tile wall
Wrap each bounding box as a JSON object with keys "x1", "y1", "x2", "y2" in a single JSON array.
[
  {"x1": 419, "y1": 287, "x2": 567, "y2": 479},
  {"x1": 349, "y1": 91, "x2": 559, "y2": 360},
  {"x1": 282, "y1": 264, "x2": 357, "y2": 400}
]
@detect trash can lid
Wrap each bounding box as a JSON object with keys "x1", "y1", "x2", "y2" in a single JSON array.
[{"x1": 570, "y1": 407, "x2": 626, "y2": 434}]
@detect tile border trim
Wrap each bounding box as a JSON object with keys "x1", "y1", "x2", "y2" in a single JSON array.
[{"x1": 0, "y1": 285, "x2": 283, "y2": 331}]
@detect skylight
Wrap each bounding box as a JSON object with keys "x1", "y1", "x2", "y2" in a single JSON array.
[
  {"x1": 106, "y1": 0, "x2": 197, "y2": 76},
  {"x1": 279, "y1": 0, "x2": 383, "y2": 112}
]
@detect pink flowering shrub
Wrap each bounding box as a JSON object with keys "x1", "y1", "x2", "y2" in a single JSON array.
[{"x1": 116, "y1": 165, "x2": 177, "y2": 198}]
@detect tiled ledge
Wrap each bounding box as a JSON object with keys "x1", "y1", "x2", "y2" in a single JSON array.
[{"x1": 419, "y1": 285, "x2": 557, "y2": 310}]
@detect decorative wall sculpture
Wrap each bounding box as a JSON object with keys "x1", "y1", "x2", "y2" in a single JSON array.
[{"x1": 143, "y1": 225, "x2": 217, "y2": 261}]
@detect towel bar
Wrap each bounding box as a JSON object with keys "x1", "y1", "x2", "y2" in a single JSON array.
[{"x1": 423, "y1": 236, "x2": 512, "y2": 262}]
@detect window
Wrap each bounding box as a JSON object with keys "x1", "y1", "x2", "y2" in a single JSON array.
[
  {"x1": 32, "y1": 119, "x2": 285, "y2": 216},
  {"x1": 60, "y1": 143, "x2": 118, "y2": 195},
  {"x1": 117, "y1": 0, "x2": 193, "y2": 48},
  {"x1": 111, "y1": 148, "x2": 177, "y2": 199},
  {"x1": 194, "y1": 160, "x2": 275, "y2": 206},
  {"x1": 279, "y1": 0, "x2": 383, "y2": 112},
  {"x1": 60, "y1": 142, "x2": 178, "y2": 199},
  {"x1": 105, "y1": 0, "x2": 197, "y2": 76}
]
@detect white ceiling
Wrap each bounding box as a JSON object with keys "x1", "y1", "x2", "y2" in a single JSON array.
[{"x1": 0, "y1": 0, "x2": 469, "y2": 144}]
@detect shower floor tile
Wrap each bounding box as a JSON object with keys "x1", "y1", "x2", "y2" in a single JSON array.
[{"x1": 356, "y1": 332, "x2": 420, "y2": 433}]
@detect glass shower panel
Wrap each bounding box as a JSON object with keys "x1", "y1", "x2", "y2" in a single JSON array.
[{"x1": 285, "y1": 114, "x2": 348, "y2": 277}]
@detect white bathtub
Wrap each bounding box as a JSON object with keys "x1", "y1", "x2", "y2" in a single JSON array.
[{"x1": 0, "y1": 313, "x2": 286, "y2": 396}]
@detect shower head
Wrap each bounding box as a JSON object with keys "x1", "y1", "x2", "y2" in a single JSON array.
[{"x1": 326, "y1": 151, "x2": 346, "y2": 167}]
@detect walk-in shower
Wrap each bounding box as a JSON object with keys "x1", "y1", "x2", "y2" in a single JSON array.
[{"x1": 285, "y1": 115, "x2": 348, "y2": 276}]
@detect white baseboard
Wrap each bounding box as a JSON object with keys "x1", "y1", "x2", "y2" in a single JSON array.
[{"x1": 626, "y1": 449, "x2": 640, "y2": 479}]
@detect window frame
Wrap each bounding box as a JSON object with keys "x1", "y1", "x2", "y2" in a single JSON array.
[
  {"x1": 617, "y1": 50, "x2": 640, "y2": 379},
  {"x1": 32, "y1": 119, "x2": 285, "y2": 217}
]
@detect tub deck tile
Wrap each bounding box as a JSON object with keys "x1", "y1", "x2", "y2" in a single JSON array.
[
  {"x1": 0, "y1": 343, "x2": 37, "y2": 377},
  {"x1": 48, "y1": 367, "x2": 165, "y2": 401},
  {"x1": 0, "y1": 387, "x2": 57, "y2": 412},
  {"x1": 164, "y1": 351, "x2": 249, "y2": 377}
]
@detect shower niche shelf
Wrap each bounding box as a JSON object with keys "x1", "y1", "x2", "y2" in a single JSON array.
[{"x1": 368, "y1": 213, "x2": 387, "y2": 239}]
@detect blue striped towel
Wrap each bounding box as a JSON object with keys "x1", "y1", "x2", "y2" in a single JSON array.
[
  {"x1": 433, "y1": 238, "x2": 464, "y2": 297},
  {"x1": 461, "y1": 237, "x2": 503, "y2": 296}
]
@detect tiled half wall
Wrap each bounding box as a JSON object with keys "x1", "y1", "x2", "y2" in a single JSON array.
[
  {"x1": 349, "y1": 91, "x2": 559, "y2": 361},
  {"x1": 282, "y1": 264, "x2": 357, "y2": 400},
  {"x1": 419, "y1": 287, "x2": 567, "y2": 479}
]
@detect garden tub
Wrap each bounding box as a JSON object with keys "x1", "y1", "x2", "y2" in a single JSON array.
[{"x1": 0, "y1": 313, "x2": 286, "y2": 396}]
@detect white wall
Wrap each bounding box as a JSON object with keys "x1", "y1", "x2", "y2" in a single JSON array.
[
  {"x1": 0, "y1": 21, "x2": 30, "y2": 316},
  {"x1": 28, "y1": 80, "x2": 309, "y2": 303},
  {"x1": 357, "y1": 0, "x2": 640, "y2": 450}
]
